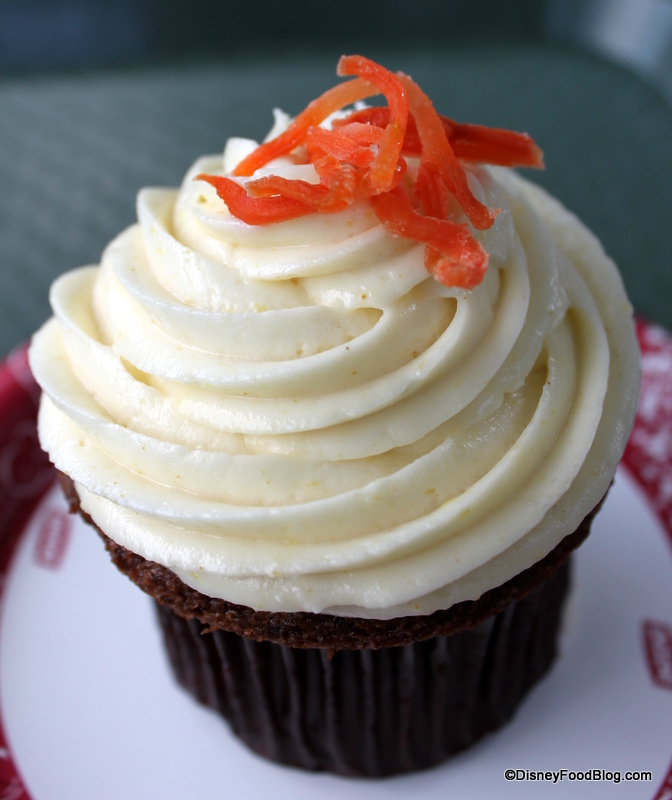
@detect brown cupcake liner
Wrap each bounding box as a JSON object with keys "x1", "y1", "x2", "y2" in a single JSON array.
[
  {"x1": 156, "y1": 559, "x2": 570, "y2": 777},
  {"x1": 58, "y1": 471, "x2": 597, "y2": 775}
]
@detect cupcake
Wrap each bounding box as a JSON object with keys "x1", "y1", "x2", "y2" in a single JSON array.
[{"x1": 29, "y1": 55, "x2": 640, "y2": 776}]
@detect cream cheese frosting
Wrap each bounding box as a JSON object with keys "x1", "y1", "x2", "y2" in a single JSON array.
[{"x1": 29, "y1": 129, "x2": 640, "y2": 619}]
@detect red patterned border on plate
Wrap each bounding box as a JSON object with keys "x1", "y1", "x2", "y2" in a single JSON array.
[
  {"x1": 0, "y1": 344, "x2": 54, "y2": 800},
  {"x1": 622, "y1": 319, "x2": 672, "y2": 553},
  {"x1": 620, "y1": 320, "x2": 672, "y2": 800}
]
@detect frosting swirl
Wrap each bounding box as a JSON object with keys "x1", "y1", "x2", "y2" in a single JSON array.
[{"x1": 29, "y1": 138, "x2": 640, "y2": 619}]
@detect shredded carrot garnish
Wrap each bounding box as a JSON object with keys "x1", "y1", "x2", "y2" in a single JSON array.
[
  {"x1": 195, "y1": 174, "x2": 315, "y2": 224},
  {"x1": 332, "y1": 107, "x2": 544, "y2": 169},
  {"x1": 371, "y1": 187, "x2": 488, "y2": 289},
  {"x1": 398, "y1": 74, "x2": 497, "y2": 231},
  {"x1": 246, "y1": 164, "x2": 362, "y2": 214},
  {"x1": 439, "y1": 119, "x2": 544, "y2": 169},
  {"x1": 232, "y1": 77, "x2": 377, "y2": 177},
  {"x1": 305, "y1": 126, "x2": 377, "y2": 169},
  {"x1": 197, "y1": 55, "x2": 543, "y2": 289},
  {"x1": 336, "y1": 55, "x2": 408, "y2": 193}
]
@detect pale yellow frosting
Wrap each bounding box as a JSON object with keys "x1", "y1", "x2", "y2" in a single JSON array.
[{"x1": 29, "y1": 132, "x2": 640, "y2": 619}]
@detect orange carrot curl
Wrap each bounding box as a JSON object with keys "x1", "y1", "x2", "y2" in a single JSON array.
[{"x1": 196, "y1": 54, "x2": 543, "y2": 289}]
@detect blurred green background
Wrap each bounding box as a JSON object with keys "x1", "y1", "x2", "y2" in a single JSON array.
[{"x1": 0, "y1": 0, "x2": 671, "y2": 357}]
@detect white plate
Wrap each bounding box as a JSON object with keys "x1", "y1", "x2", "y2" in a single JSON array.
[{"x1": 0, "y1": 323, "x2": 670, "y2": 800}]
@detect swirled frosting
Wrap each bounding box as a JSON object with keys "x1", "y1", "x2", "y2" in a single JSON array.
[{"x1": 29, "y1": 132, "x2": 640, "y2": 619}]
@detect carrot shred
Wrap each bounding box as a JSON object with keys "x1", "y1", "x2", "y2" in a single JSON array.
[
  {"x1": 331, "y1": 107, "x2": 389, "y2": 130},
  {"x1": 196, "y1": 174, "x2": 314, "y2": 224},
  {"x1": 370, "y1": 186, "x2": 488, "y2": 289},
  {"x1": 196, "y1": 54, "x2": 544, "y2": 289},
  {"x1": 398, "y1": 74, "x2": 497, "y2": 231},
  {"x1": 312, "y1": 154, "x2": 342, "y2": 183},
  {"x1": 337, "y1": 55, "x2": 408, "y2": 192},
  {"x1": 246, "y1": 164, "x2": 362, "y2": 214},
  {"x1": 333, "y1": 107, "x2": 544, "y2": 168},
  {"x1": 441, "y1": 119, "x2": 545, "y2": 169},
  {"x1": 305, "y1": 126, "x2": 376, "y2": 169},
  {"x1": 246, "y1": 175, "x2": 330, "y2": 203},
  {"x1": 232, "y1": 76, "x2": 378, "y2": 177},
  {"x1": 415, "y1": 161, "x2": 452, "y2": 220},
  {"x1": 425, "y1": 247, "x2": 489, "y2": 290},
  {"x1": 330, "y1": 122, "x2": 385, "y2": 146}
]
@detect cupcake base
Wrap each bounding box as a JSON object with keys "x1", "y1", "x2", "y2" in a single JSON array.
[
  {"x1": 57, "y1": 472, "x2": 600, "y2": 776},
  {"x1": 156, "y1": 559, "x2": 570, "y2": 777}
]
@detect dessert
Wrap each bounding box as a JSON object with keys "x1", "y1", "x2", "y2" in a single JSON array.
[{"x1": 28, "y1": 55, "x2": 641, "y2": 776}]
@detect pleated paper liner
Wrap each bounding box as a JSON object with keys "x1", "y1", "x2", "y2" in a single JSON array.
[{"x1": 156, "y1": 559, "x2": 570, "y2": 777}]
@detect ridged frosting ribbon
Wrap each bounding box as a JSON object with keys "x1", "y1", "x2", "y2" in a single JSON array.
[{"x1": 29, "y1": 134, "x2": 640, "y2": 618}]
